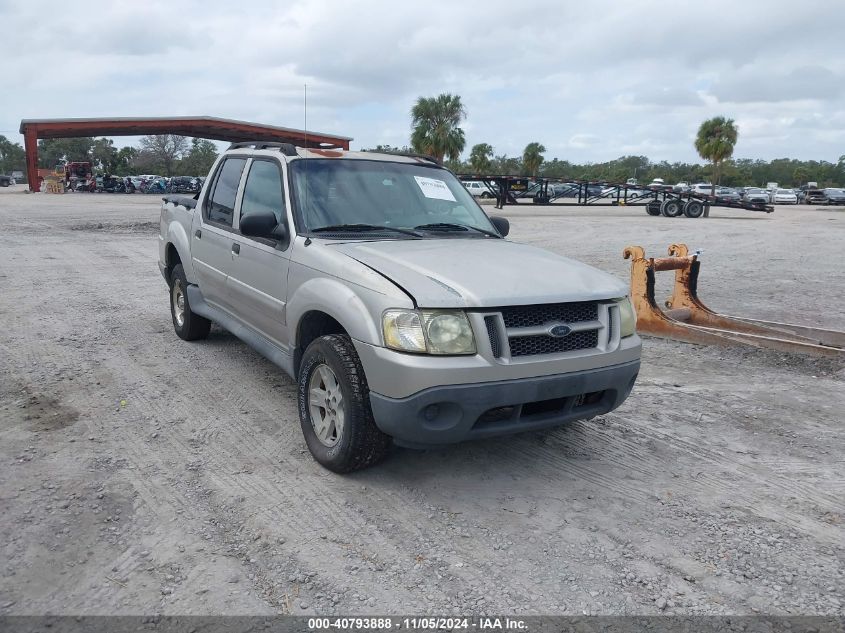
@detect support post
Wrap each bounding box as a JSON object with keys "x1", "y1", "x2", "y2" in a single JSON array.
[{"x1": 24, "y1": 127, "x2": 39, "y2": 192}]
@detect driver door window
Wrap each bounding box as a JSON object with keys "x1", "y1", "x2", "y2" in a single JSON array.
[{"x1": 239, "y1": 159, "x2": 286, "y2": 227}]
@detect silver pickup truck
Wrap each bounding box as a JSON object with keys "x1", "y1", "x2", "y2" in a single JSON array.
[{"x1": 158, "y1": 143, "x2": 641, "y2": 472}]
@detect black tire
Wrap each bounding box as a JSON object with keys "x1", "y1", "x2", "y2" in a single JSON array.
[
  {"x1": 683, "y1": 200, "x2": 705, "y2": 218},
  {"x1": 169, "y1": 264, "x2": 211, "y2": 341},
  {"x1": 298, "y1": 334, "x2": 390, "y2": 473},
  {"x1": 645, "y1": 201, "x2": 662, "y2": 216},
  {"x1": 660, "y1": 199, "x2": 684, "y2": 217},
  {"x1": 480, "y1": 192, "x2": 492, "y2": 199}
]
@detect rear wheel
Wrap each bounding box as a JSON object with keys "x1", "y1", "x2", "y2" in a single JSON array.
[
  {"x1": 660, "y1": 198, "x2": 684, "y2": 217},
  {"x1": 683, "y1": 200, "x2": 705, "y2": 218},
  {"x1": 298, "y1": 334, "x2": 390, "y2": 473},
  {"x1": 169, "y1": 264, "x2": 211, "y2": 341},
  {"x1": 645, "y1": 201, "x2": 662, "y2": 216}
]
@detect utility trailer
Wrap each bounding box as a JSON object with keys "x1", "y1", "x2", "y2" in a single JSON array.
[{"x1": 457, "y1": 175, "x2": 774, "y2": 218}]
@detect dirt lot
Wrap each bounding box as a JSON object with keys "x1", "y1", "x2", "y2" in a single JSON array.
[{"x1": 0, "y1": 186, "x2": 843, "y2": 616}]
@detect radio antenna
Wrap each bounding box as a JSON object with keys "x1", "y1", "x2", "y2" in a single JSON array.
[{"x1": 303, "y1": 83, "x2": 308, "y2": 224}]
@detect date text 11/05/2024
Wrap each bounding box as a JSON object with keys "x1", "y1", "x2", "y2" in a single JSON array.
[{"x1": 308, "y1": 617, "x2": 528, "y2": 630}]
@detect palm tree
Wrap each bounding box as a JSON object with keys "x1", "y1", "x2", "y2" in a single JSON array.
[
  {"x1": 694, "y1": 117, "x2": 738, "y2": 196},
  {"x1": 410, "y1": 94, "x2": 466, "y2": 163},
  {"x1": 469, "y1": 143, "x2": 493, "y2": 175},
  {"x1": 522, "y1": 142, "x2": 546, "y2": 177}
]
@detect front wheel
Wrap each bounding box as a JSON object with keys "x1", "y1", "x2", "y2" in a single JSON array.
[{"x1": 298, "y1": 334, "x2": 390, "y2": 473}]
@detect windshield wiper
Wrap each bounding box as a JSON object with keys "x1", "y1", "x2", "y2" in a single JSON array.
[
  {"x1": 414, "y1": 222, "x2": 500, "y2": 238},
  {"x1": 311, "y1": 223, "x2": 422, "y2": 237}
]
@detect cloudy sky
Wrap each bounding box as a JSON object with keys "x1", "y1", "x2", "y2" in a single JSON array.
[{"x1": 1, "y1": 0, "x2": 843, "y2": 164}]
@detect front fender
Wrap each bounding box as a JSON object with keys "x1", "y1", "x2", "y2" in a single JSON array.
[{"x1": 286, "y1": 277, "x2": 387, "y2": 347}]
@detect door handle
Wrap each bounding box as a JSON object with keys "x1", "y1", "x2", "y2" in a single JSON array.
[
  {"x1": 232, "y1": 242, "x2": 240, "y2": 255},
  {"x1": 194, "y1": 229, "x2": 201, "y2": 239}
]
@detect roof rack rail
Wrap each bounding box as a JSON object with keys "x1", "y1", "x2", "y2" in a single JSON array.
[
  {"x1": 361, "y1": 149, "x2": 440, "y2": 165},
  {"x1": 228, "y1": 141, "x2": 298, "y2": 156}
]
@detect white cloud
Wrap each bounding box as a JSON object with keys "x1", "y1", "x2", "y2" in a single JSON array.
[{"x1": 1, "y1": 0, "x2": 843, "y2": 163}]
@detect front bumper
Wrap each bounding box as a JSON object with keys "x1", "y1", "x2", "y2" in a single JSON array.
[{"x1": 368, "y1": 360, "x2": 640, "y2": 448}]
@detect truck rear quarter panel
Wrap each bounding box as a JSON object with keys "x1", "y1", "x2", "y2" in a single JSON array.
[{"x1": 160, "y1": 202, "x2": 197, "y2": 283}]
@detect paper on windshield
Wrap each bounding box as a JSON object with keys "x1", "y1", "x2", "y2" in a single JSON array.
[{"x1": 414, "y1": 176, "x2": 456, "y2": 201}]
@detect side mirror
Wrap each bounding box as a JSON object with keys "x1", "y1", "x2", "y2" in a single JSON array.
[
  {"x1": 489, "y1": 215, "x2": 509, "y2": 237},
  {"x1": 240, "y1": 211, "x2": 286, "y2": 241}
]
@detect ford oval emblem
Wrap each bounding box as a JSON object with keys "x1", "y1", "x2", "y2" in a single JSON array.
[{"x1": 548, "y1": 324, "x2": 572, "y2": 338}]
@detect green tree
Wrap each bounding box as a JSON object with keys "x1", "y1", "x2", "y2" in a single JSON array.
[
  {"x1": 410, "y1": 93, "x2": 466, "y2": 163},
  {"x1": 469, "y1": 143, "x2": 493, "y2": 175},
  {"x1": 112, "y1": 146, "x2": 138, "y2": 175},
  {"x1": 139, "y1": 134, "x2": 189, "y2": 176},
  {"x1": 37, "y1": 137, "x2": 94, "y2": 167},
  {"x1": 91, "y1": 138, "x2": 119, "y2": 173},
  {"x1": 491, "y1": 153, "x2": 522, "y2": 175},
  {"x1": 694, "y1": 116, "x2": 739, "y2": 195},
  {"x1": 522, "y1": 142, "x2": 546, "y2": 177},
  {"x1": 0, "y1": 135, "x2": 26, "y2": 175},
  {"x1": 792, "y1": 166, "x2": 811, "y2": 187},
  {"x1": 179, "y1": 138, "x2": 219, "y2": 176}
]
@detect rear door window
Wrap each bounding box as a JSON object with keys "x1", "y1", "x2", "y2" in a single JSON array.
[{"x1": 206, "y1": 158, "x2": 246, "y2": 226}]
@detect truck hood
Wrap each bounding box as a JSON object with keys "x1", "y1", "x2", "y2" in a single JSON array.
[{"x1": 329, "y1": 238, "x2": 627, "y2": 308}]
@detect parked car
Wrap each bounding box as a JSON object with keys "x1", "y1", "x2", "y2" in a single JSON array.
[
  {"x1": 0, "y1": 174, "x2": 12, "y2": 187},
  {"x1": 462, "y1": 180, "x2": 497, "y2": 199},
  {"x1": 168, "y1": 176, "x2": 200, "y2": 194},
  {"x1": 690, "y1": 183, "x2": 714, "y2": 196},
  {"x1": 550, "y1": 182, "x2": 578, "y2": 197},
  {"x1": 673, "y1": 182, "x2": 690, "y2": 193},
  {"x1": 743, "y1": 188, "x2": 770, "y2": 204},
  {"x1": 715, "y1": 188, "x2": 741, "y2": 203},
  {"x1": 804, "y1": 189, "x2": 829, "y2": 205},
  {"x1": 824, "y1": 188, "x2": 845, "y2": 205},
  {"x1": 772, "y1": 188, "x2": 798, "y2": 204},
  {"x1": 159, "y1": 146, "x2": 641, "y2": 472}
]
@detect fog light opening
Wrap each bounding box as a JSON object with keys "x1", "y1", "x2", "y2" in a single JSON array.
[{"x1": 423, "y1": 404, "x2": 440, "y2": 421}]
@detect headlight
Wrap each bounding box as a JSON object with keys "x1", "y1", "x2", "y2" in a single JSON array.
[
  {"x1": 614, "y1": 297, "x2": 637, "y2": 338},
  {"x1": 382, "y1": 310, "x2": 426, "y2": 352},
  {"x1": 382, "y1": 309, "x2": 476, "y2": 355},
  {"x1": 421, "y1": 310, "x2": 476, "y2": 354}
]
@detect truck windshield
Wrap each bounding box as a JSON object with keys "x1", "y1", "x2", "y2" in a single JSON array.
[{"x1": 289, "y1": 159, "x2": 498, "y2": 237}]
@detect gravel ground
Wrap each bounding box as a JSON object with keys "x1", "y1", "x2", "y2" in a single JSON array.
[{"x1": 0, "y1": 186, "x2": 843, "y2": 616}]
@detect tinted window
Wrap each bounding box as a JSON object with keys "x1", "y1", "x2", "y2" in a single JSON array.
[
  {"x1": 240, "y1": 160, "x2": 285, "y2": 225},
  {"x1": 207, "y1": 158, "x2": 246, "y2": 226}
]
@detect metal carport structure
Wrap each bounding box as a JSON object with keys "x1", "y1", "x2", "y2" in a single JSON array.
[{"x1": 19, "y1": 116, "x2": 353, "y2": 191}]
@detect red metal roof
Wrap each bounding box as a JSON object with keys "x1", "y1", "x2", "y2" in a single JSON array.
[
  {"x1": 19, "y1": 115, "x2": 352, "y2": 191},
  {"x1": 19, "y1": 115, "x2": 351, "y2": 147}
]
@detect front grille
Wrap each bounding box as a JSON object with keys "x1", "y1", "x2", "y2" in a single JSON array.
[
  {"x1": 500, "y1": 301, "x2": 598, "y2": 328},
  {"x1": 509, "y1": 330, "x2": 599, "y2": 357},
  {"x1": 485, "y1": 315, "x2": 502, "y2": 358}
]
